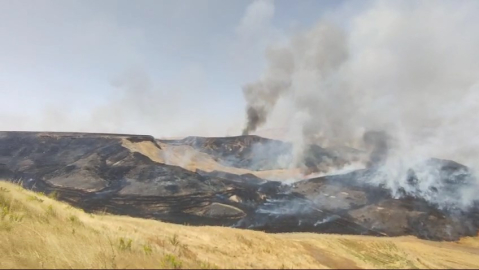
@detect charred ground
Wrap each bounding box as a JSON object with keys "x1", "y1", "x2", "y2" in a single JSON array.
[
  {"x1": 1, "y1": 131, "x2": 478, "y2": 241},
  {"x1": 158, "y1": 135, "x2": 363, "y2": 173}
]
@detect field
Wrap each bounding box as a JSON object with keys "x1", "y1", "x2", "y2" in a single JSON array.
[{"x1": 1, "y1": 180, "x2": 479, "y2": 269}]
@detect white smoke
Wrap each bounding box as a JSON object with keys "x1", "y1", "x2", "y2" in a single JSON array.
[{"x1": 242, "y1": 0, "x2": 479, "y2": 209}]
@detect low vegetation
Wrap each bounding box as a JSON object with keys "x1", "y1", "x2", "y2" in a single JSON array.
[{"x1": 0, "y1": 181, "x2": 478, "y2": 269}]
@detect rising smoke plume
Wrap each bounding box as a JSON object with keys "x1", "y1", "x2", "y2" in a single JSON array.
[
  {"x1": 242, "y1": 0, "x2": 479, "y2": 209},
  {"x1": 363, "y1": 131, "x2": 389, "y2": 169},
  {"x1": 243, "y1": 0, "x2": 479, "y2": 167}
]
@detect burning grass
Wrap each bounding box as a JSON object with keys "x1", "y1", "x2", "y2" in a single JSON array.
[{"x1": 0, "y1": 180, "x2": 478, "y2": 269}]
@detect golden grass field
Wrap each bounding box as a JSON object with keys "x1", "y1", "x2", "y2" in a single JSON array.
[{"x1": 1, "y1": 180, "x2": 479, "y2": 269}]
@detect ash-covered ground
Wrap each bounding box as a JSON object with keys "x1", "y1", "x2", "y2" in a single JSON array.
[{"x1": 1, "y1": 131, "x2": 478, "y2": 241}]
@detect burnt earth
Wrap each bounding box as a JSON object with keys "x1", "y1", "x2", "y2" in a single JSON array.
[
  {"x1": 159, "y1": 135, "x2": 362, "y2": 172},
  {"x1": 1, "y1": 131, "x2": 478, "y2": 241}
]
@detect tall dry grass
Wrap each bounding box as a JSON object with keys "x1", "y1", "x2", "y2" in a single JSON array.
[{"x1": 1, "y1": 181, "x2": 478, "y2": 269}]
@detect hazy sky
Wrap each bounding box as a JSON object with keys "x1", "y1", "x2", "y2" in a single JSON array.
[{"x1": 0, "y1": 0, "x2": 352, "y2": 137}]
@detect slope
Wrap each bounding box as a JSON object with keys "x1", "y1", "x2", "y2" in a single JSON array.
[
  {"x1": 1, "y1": 181, "x2": 479, "y2": 269},
  {"x1": 122, "y1": 138, "x2": 304, "y2": 181}
]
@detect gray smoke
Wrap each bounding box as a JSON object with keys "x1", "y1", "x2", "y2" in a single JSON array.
[
  {"x1": 242, "y1": 22, "x2": 348, "y2": 138},
  {"x1": 243, "y1": 0, "x2": 479, "y2": 166},
  {"x1": 363, "y1": 131, "x2": 389, "y2": 169},
  {"x1": 242, "y1": 1, "x2": 479, "y2": 209},
  {"x1": 242, "y1": 46, "x2": 295, "y2": 135}
]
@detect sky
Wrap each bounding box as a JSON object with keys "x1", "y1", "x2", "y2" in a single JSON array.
[{"x1": 0, "y1": 0, "x2": 350, "y2": 137}]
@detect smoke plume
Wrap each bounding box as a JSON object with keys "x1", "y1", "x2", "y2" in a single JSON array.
[
  {"x1": 242, "y1": 0, "x2": 479, "y2": 209},
  {"x1": 243, "y1": 0, "x2": 479, "y2": 166},
  {"x1": 363, "y1": 131, "x2": 389, "y2": 169}
]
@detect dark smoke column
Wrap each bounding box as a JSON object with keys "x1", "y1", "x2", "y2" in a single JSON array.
[
  {"x1": 241, "y1": 47, "x2": 295, "y2": 136},
  {"x1": 363, "y1": 131, "x2": 389, "y2": 168},
  {"x1": 242, "y1": 106, "x2": 268, "y2": 135}
]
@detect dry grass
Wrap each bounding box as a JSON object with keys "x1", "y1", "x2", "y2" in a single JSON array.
[
  {"x1": 281, "y1": 234, "x2": 479, "y2": 269},
  {"x1": 122, "y1": 139, "x2": 303, "y2": 181},
  {"x1": 122, "y1": 139, "x2": 250, "y2": 174},
  {"x1": 1, "y1": 181, "x2": 479, "y2": 269}
]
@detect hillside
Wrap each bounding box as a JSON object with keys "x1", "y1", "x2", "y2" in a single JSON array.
[
  {"x1": 1, "y1": 181, "x2": 479, "y2": 269},
  {"x1": 1, "y1": 131, "x2": 479, "y2": 241}
]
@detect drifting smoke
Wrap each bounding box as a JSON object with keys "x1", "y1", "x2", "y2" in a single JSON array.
[
  {"x1": 242, "y1": 21, "x2": 348, "y2": 137},
  {"x1": 242, "y1": 1, "x2": 479, "y2": 209},
  {"x1": 1, "y1": 66, "x2": 244, "y2": 138},
  {"x1": 243, "y1": 0, "x2": 479, "y2": 163}
]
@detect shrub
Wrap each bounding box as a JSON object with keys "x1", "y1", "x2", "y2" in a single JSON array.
[
  {"x1": 169, "y1": 233, "x2": 180, "y2": 246},
  {"x1": 161, "y1": 254, "x2": 182, "y2": 269},
  {"x1": 46, "y1": 205, "x2": 56, "y2": 217},
  {"x1": 118, "y1": 237, "x2": 132, "y2": 251},
  {"x1": 143, "y1": 243, "x2": 153, "y2": 255}
]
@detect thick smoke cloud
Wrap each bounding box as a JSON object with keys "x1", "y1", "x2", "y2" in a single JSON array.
[
  {"x1": 363, "y1": 131, "x2": 389, "y2": 168},
  {"x1": 242, "y1": 0, "x2": 479, "y2": 209},
  {"x1": 242, "y1": 22, "x2": 348, "y2": 136},
  {"x1": 243, "y1": 0, "x2": 479, "y2": 166}
]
